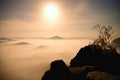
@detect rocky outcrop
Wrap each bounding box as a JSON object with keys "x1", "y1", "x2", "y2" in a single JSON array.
[
  {"x1": 42, "y1": 45, "x2": 120, "y2": 80},
  {"x1": 70, "y1": 45, "x2": 120, "y2": 73}
]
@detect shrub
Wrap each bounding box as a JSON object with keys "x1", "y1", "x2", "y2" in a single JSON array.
[{"x1": 93, "y1": 24, "x2": 114, "y2": 48}]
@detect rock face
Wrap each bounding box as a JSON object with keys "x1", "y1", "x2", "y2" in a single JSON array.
[
  {"x1": 70, "y1": 66, "x2": 97, "y2": 80},
  {"x1": 42, "y1": 60, "x2": 72, "y2": 80},
  {"x1": 87, "y1": 71, "x2": 120, "y2": 80},
  {"x1": 70, "y1": 45, "x2": 120, "y2": 73},
  {"x1": 42, "y1": 45, "x2": 120, "y2": 80}
]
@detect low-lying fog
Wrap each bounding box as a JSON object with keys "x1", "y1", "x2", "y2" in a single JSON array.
[{"x1": 0, "y1": 39, "x2": 120, "y2": 80}]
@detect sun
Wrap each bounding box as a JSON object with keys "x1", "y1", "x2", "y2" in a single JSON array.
[{"x1": 44, "y1": 4, "x2": 58, "y2": 20}]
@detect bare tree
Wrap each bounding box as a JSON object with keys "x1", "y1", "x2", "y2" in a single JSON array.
[{"x1": 93, "y1": 24, "x2": 114, "y2": 48}]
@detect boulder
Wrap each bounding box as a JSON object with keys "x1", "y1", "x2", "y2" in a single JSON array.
[
  {"x1": 42, "y1": 60, "x2": 72, "y2": 80},
  {"x1": 70, "y1": 66, "x2": 97, "y2": 80}
]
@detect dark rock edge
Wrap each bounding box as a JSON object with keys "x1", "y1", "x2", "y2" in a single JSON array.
[{"x1": 42, "y1": 45, "x2": 120, "y2": 80}]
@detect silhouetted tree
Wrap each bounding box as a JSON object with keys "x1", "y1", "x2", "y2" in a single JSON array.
[{"x1": 93, "y1": 24, "x2": 114, "y2": 48}]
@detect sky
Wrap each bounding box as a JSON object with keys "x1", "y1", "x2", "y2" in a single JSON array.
[{"x1": 0, "y1": 0, "x2": 120, "y2": 38}]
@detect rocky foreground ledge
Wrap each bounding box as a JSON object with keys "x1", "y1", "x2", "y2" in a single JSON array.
[{"x1": 42, "y1": 45, "x2": 120, "y2": 80}]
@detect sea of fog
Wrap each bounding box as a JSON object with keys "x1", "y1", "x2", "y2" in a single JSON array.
[{"x1": 0, "y1": 39, "x2": 120, "y2": 80}]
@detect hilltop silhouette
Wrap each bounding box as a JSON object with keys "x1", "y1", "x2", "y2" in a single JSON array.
[
  {"x1": 15, "y1": 42, "x2": 30, "y2": 45},
  {"x1": 0, "y1": 37, "x2": 14, "y2": 43},
  {"x1": 49, "y1": 35, "x2": 64, "y2": 39}
]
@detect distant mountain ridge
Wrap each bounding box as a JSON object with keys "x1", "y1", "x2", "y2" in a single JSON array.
[
  {"x1": 112, "y1": 37, "x2": 120, "y2": 44},
  {"x1": 0, "y1": 37, "x2": 14, "y2": 43},
  {"x1": 111, "y1": 37, "x2": 120, "y2": 48},
  {"x1": 49, "y1": 35, "x2": 64, "y2": 39}
]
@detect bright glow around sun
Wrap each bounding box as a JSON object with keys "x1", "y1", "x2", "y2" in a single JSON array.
[{"x1": 44, "y1": 4, "x2": 58, "y2": 20}]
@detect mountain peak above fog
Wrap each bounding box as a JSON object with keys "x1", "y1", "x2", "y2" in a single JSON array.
[
  {"x1": 112, "y1": 37, "x2": 120, "y2": 44},
  {"x1": 49, "y1": 35, "x2": 64, "y2": 39}
]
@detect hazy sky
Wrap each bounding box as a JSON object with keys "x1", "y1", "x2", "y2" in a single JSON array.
[{"x1": 0, "y1": 0, "x2": 120, "y2": 38}]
